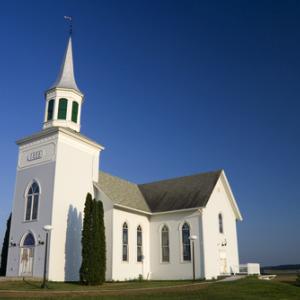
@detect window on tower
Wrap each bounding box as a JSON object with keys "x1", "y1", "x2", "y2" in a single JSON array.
[
  {"x1": 58, "y1": 98, "x2": 68, "y2": 120},
  {"x1": 25, "y1": 181, "x2": 40, "y2": 221},
  {"x1": 47, "y1": 99, "x2": 54, "y2": 121},
  {"x1": 71, "y1": 101, "x2": 79, "y2": 123}
]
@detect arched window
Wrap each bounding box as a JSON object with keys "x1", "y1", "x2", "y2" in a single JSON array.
[
  {"x1": 58, "y1": 98, "x2": 68, "y2": 120},
  {"x1": 218, "y1": 213, "x2": 224, "y2": 234},
  {"x1": 47, "y1": 99, "x2": 54, "y2": 121},
  {"x1": 71, "y1": 101, "x2": 79, "y2": 123},
  {"x1": 161, "y1": 225, "x2": 169, "y2": 262},
  {"x1": 122, "y1": 222, "x2": 128, "y2": 261},
  {"x1": 25, "y1": 181, "x2": 40, "y2": 221},
  {"x1": 137, "y1": 225, "x2": 143, "y2": 262},
  {"x1": 182, "y1": 222, "x2": 191, "y2": 261},
  {"x1": 23, "y1": 233, "x2": 35, "y2": 246}
]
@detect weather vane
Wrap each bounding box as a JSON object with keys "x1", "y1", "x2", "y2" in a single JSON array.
[{"x1": 64, "y1": 16, "x2": 73, "y2": 35}]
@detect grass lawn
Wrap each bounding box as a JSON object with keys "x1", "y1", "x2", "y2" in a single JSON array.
[{"x1": 0, "y1": 276, "x2": 299, "y2": 299}]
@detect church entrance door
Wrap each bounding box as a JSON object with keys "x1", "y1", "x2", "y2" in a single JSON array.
[
  {"x1": 219, "y1": 250, "x2": 227, "y2": 274},
  {"x1": 19, "y1": 233, "x2": 35, "y2": 277}
]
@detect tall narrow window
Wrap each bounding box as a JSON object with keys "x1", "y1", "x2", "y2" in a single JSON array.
[
  {"x1": 25, "y1": 181, "x2": 40, "y2": 221},
  {"x1": 137, "y1": 225, "x2": 143, "y2": 262},
  {"x1": 58, "y1": 98, "x2": 68, "y2": 120},
  {"x1": 182, "y1": 222, "x2": 191, "y2": 261},
  {"x1": 71, "y1": 101, "x2": 79, "y2": 123},
  {"x1": 219, "y1": 213, "x2": 224, "y2": 234},
  {"x1": 122, "y1": 222, "x2": 128, "y2": 261},
  {"x1": 161, "y1": 225, "x2": 169, "y2": 262},
  {"x1": 47, "y1": 99, "x2": 54, "y2": 121}
]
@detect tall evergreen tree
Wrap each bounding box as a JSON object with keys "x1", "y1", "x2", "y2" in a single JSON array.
[
  {"x1": 80, "y1": 193, "x2": 93, "y2": 283},
  {"x1": 80, "y1": 194, "x2": 106, "y2": 285},
  {"x1": 0, "y1": 214, "x2": 12, "y2": 276},
  {"x1": 97, "y1": 200, "x2": 106, "y2": 283}
]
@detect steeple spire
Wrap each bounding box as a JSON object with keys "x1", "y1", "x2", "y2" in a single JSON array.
[
  {"x1": 50, "y1": 36, "x2": 81, "y2": 93},
  {"x1": 43, "y1": 27, "x2": 84, "y2": 133}
]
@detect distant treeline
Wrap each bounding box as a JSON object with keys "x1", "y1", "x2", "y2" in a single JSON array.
[{"x1": 262, "y1": 264, "x2": 300, "y2": 271}]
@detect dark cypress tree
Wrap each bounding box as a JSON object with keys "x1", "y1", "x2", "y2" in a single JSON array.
[
  {"x1": 97, "y1": 200, "x2": 106, "y2": 283},
  {"x1": 0, "y1": 214, "x2": 12, "y2": 276},
  {"x1": 80, "y1": 193, "x2": 93, "y2": 284},
  {"x1": 80, "y1": 194, "x2": 106, "y2": 285}
]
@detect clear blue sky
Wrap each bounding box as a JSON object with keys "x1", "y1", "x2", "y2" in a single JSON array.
[{"x1": 0, "y1": 0, "x2": 299, "y2": 267}]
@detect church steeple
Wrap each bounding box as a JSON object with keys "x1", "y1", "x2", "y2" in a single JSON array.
[
  {"x1": 43, "y1": 35, "x2": 84, "y2": 133},
  {"x1": 50, "y1": 36, "x2": 81, "y2": 93}
]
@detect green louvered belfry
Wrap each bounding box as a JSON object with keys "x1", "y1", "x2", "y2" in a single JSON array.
[
  {"x1": 72, "y1": 101, "x2": 79, "y2": 123},
  {"x1": 58, "y1": 98, "x2": 68, "y2": 120}
]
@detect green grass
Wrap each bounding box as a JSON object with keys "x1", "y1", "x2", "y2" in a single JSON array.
[
  {"x1": 0, "y1": 276, "x2": 299, "y2": 299},
  {"x1": 0, "y1": 279, "x2": 198, "y2": 291}
]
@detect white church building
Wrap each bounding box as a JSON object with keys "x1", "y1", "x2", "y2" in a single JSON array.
[{"x1": 6, "y1": 35, "x2": 243, "y2": 282}]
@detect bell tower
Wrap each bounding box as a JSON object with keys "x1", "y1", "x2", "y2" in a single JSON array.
[
  {"x1": 6, "y1": 30, "x2": 104, "y2": 281},
  {"x1": 43, "y1": 36, "x2": 83, "y2": 132}
]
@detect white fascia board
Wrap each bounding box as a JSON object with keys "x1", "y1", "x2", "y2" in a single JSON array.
[
  {"x1": 220, "y1": 170, "x2": 243, "y2": 221},
  {"x1": 113, "y1": 204, "x2": 151, "y2": 216},
  {"x1": 151, "y1": 206, "x2": 203, "y2": 216}
]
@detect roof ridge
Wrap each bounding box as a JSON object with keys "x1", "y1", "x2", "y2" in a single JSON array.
[{"x1": 138, "y1": 169, "x2": 223, "y2": 186}]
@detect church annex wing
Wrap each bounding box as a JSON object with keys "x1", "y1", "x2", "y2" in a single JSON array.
[{"x1": 94, "y1": 169, "x2": 241, "y2": 216}]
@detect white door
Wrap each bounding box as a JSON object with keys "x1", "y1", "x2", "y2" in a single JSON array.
[
  {"x1": 219, "y1": 250, "x2": 227, "y2": 274},
  {"x1": 20, "y1": 247, "x2": 34, "y2": 276}
]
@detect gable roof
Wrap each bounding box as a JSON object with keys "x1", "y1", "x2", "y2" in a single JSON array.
[
  {"x1": 96, "y1": 170, "x2": 222, "y2": 214},
  {"x1": 139, "y1": 170, "x2": 222, "y2": 213}
]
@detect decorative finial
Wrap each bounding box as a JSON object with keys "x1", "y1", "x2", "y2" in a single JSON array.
[{"x1": 64, "y1": 16, "x2": 73, "y2": 35}]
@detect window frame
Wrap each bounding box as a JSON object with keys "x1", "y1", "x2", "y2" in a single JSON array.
[
  {"x1": 181, "y1": 222, "x2": 191, "y2": 262},
  {"x1": 218, "y1": 213, "x2": 224, "y2": 234},
  {"x1": 47, "y1": 99, "x2": 55, "y2": 121},
  {"x1": 161, "y1": 224, "x2": 170, "y2": 263},
  {"x1": 137, "y1": 225, "x2": 143, "y2": 262},
  {"x1": 58, "y1": 98, "x2": 68, "y2": 120},
  {"x1": 71, "y1": 101, "x2": 79, "y2": 123},
  {"x1": 22, "y1": 232, "x2": 36, "y2": 247},
  {"x1": 24, "y1": 181, "x2": 40, "y2": 222},
  {"x1": 122, "y1": 222, "x2": 129, "y2": 262}
]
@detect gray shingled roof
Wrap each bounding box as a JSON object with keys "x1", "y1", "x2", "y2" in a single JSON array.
[
  {"x1": 96, "y1": 170, "x2": 222, "y2": 213},
  {"x1": 97, "y1": 171, "x2": 151, "y2": 212},
  {"x1": 139, "y1": 170, "x2": 222, "y2": 212}
]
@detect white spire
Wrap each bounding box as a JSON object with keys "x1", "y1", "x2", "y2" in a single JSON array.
[{"x1": 50, "y1": 36, "x2": 81, "y2": 94}]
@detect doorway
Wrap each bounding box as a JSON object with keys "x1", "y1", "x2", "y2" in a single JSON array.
[
  {"x1": 19, "y1": 233, "x2": 35, "y2": 276},
  {"x1": 219, "y1": 250, "x2": 228, "y2": 274}
]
